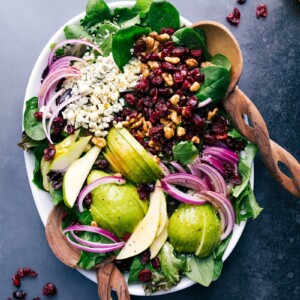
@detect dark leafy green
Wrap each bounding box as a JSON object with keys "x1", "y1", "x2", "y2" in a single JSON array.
[
  {"x1": 173, "y1": 141, "x2": 199, "y2": 164},
  {"x1": 50, "y1": 188, "x2": 64, "y2": 206},
  {"x1": 18, "y1": 132, "x2": 41, "y2": 151},
  {"x1": 232, "y1": 184, "x2": 263, "y2": 224},
  {"x1": 24, "y1": 97, "x2": 45, "y2": 141},
  {"x1": 81, "y1": 0, "x2": 111, "y2": 28},
  {"x1": 183, "y1": 254, "x2": 214, "y2": 287},
  {"x1": 134, "y1": 0, "x2": 153, "y2": 16},
  {"x1": 144, "y1": 270, "x2": 174, "y2": 295},
  {"x1": 128, "y1": 256, "x2": 152, "y2": 284},
  {"x1": 113, "y1": 7, "x2": 140, "y2": 27},
  {"x1": 172, "y1": 27, "x2": 211, "y2": 60},
  {"x1": 112, "y1": 26, "x2": 151, "y2": 71},
  {"x1": 64, "y1": 24, "x2": 93, "y2": 40},
  {"x1": 195, "y1": 66, "x2": 231, "y2": 105},
  {"x1": 148, "y1": 0, "x2": 180, "y2": 33},
  {"x1": 210, "y1": 54, "x2": 231, "y2": 71},
  {"x1": 159, "y1": 242, "x2": 185, "y2": 285},
  {"x1": 227, "y1": 128, "x2": 244, "y2": 141}
]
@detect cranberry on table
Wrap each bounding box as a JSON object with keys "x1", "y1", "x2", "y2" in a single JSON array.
[
  {"x1": 12, "y1": 291, "x2": 26, "y2": 299},
  {"x1": 138, "y1": 269, "x2": 152, "y2": 283},
  {"x1": 12, "y1": 274, "x2": 20, "y2": 287},
  {"x1": 42, "y1": 283, "x2": 57, "y2": 296},
  {"x1": 256, "y1": 4, "x2": 268, "y2": 18},
  {"x1": 237, "y1": 0, "x2": 247, "y2": 4},
  {"x1": 227, "y1": 7, "x2": 241, "y2": 25},
  {"x1": 16, "y1": 267, "x2": 37, "y2": 278}
]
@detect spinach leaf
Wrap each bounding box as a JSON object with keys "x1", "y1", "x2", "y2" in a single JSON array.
[
  {"x1": 193, "y1": 28, "x2": 207, "y2": 45},
  {"x1": 135, "y1": 0, "x2": 153, "y2": 16},
  {"x1": 32, "y1": 139, "x2": 49, "y2": 190},
  {"x1": 173, "y1": 141, "x2": 199, "y2": 165},
  {"x1": 113, "y1": 7, "x2": 140, "y2": 27},
  {"x1": 232, "y1": 184, "x2": 263, "y2": 224},
  {"x1": 195, "y1": 66, "x2": 231, "y2": 105},
  {"x1": 172, "y1": 27, "x2": 211, "y2": 60},
  {"x1": 227, "y1": 128, "x2": 244, "y2": 140},
  {"x1": 210, "y1": 54, "x2": 231, "y2": 71},
  {"x1": 50, "y1": 188, "x2": 64, "y2": 206},
  {"x1": 212, "y1": 260, "x2": 223, "y2": 281},
  {"x1": 81, "y1": 0, "x2": 111, "y2": 28},
  {"x1": 184, "y1": 254, "x2": 214, "y2": 287},
  {"x1": 64, "y1": 24, "x2": 93, "y2": 40},
  {"x1": 231, "y1": 143, "x2": 258, "y2": 198},
  {"x1": 18, "y1": 132, "x2": 41, "y2": 151},
  {"x1": 128, "y1": 256, "x2": 152, "y2": 284},
  {"x1": 24, "y1": 97, "x2": 46, "y2": 141},
  {"x1": 112, "y1": 26, "x2": 151, "y2": 71},
  {"x1": 159, "y1": 242, "x2": 185, "y2": 284},
  {"x1": 148, "y1": 0, "x2": 180, "y2": 33}
]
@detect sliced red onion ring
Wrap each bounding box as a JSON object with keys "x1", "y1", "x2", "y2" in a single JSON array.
[
  {"x1": 70, "y1": 232, "x2": 125, "y2": 249},
  {"x1": 203, "y1": 146, "x2": 239, "y2": 164},
  {"x1": 42, "y1": 89, "x2": 65, "y2": 143},
  {"x1": 197, "y1": 164, "x2": 227, "y2": 196},
  {"x1": 162, "y1": 173, "x2": 209, "y2": 191},
  {"x1": 49, "y1": 56, "x2": 88, "y2": 72},
  {"x1": 161, "y1": 181, "x2": 207, "y2": 205},
  {"x1": 200, "y1": 156, "x2": 226, "y2": 175},
  {"x1": 65, "y1": 235, "x2": 124, "y2": 253},
  {"x1": 77, "y1": 176, "x2": 126, "y2": 213},
  {"x1": 63, "y1": 225, "x2": 121, "y2": 243},
  {"x1": 170, "y1": 161, "x2": 187, "y2": 173},
  {"x1": 47, "y1": 95, "x2": 81, "y2": 143},
  {"x1": 198, "y1": 98, "x2": 212, "y2": 108},
  {"x1": 48, "y1": 39, "x2": 102, "y2": 67}
]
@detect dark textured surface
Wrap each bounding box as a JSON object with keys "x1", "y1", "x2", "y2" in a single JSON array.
[{"x1": 0, "y1": 0, "x2": 299, "y2": 299}]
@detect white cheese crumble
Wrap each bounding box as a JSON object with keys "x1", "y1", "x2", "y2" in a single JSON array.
[{"x1": 62, "y1": 53, "x2": 142, "y2": 137}]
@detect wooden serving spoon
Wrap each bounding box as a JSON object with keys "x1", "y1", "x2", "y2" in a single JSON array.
[
  {"x1": 192, "y1": 21, "x2": 300, "y2": 198},
  {"x1": 45, "y1": 204, "x2": 130, "y2": 300}
]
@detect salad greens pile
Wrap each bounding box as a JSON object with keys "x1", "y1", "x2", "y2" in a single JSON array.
[{"x1": 20, "y1": 0, "x2": 263, "y2": 296}]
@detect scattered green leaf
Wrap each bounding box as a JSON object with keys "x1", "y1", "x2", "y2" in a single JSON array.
[
  {"x1": 64, "y1": 24, "x2": 93, "y2": 40},
  {"x1": 210, "y1": 54, "x2": 231, "y2": 71},
  {"x1": 173, "y1": 141, "x2": 199, "y2": 165}
]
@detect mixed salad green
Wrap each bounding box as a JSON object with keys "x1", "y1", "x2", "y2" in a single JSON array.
[{"x1": 19, "y1": 0, "x2": 263, "y2": 295}]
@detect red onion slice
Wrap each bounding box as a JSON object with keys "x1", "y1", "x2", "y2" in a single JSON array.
[
  {"x1": 203, "y1": 146, "x2": 239, "y2": 164},
  {"x1": 48, "y1": 39, "x2": 102, "y2": 67},
  {"x1": 49, "y1": 56, "x2": 88, "y2": 72},
  {"x1": 77, "y1": 176, "x2": 126, "y2": 213},
  {"x1": 198, "y1": 98, "x2": 212, "y2": 108},
  {"x1": 200, "y1": 156, "x2": 226, "y2": 175},
  {"x1": 170, "y1": 161, "x2": 187, "y2": 173}
]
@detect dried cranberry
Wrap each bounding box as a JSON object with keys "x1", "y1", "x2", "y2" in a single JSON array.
[
  {"x1": 96, "y1": 159, "x2": 109, "y2": 170},
  {"x1": 186, "y1": 75, "x2": 195, "y2": 83},
  {"x1": 215, "y1": 133, "x2": 228, "y2": 140},
  {"x1": 230, "y1": 174, "x2": 243, "y2": 185},
  {"x1": 138, "y1": 269, "x2": 152, "y2": 283},
  {"x1": 173, "y1": 72, "x2": 184, "y2": 84},
  {"x1": 151, "y1": 257, "x2": 161, "y2": 270},
  {"x1": 150, "y1": 75, "x2": 163, "y2": 86},
  {"x1": 237, "y1": 0, "x2": 246, "y2": 3},
  {"x1": 42, "y1": 283, "x2": 57, "y2": 296},
  {"x1": 12, "y1": 274, "x2": 20, "y2": 287},
  {"x1": 34, "y1": 111, "x2": 43, "y2": 122},
  {"x1": 135, "y1": 78, "x2": 149, "y2": 93},
  {"x1": 115, "y1": 259, "x2": 131, "y2": 272},
  {"x1": 179, "y1": 65, "x2": 188, "y2": 77},
  {"x1": 140, "y1": 53, "x2": 151, "y2": 63},
  {"x1": 153, "y1": 67, "x2": 163, "y2": 76},
  {"x1": 187, "y1": 97, "x2": 198, "y2": 108},
  {"x1": 181, "y1": 80, "x2": 191, "y2": 91},
  {"x1": 203, "y1": 134, "x2": 215, "y2": 144},
  {"x1": 224, "y1": 162, "x2": 235, "y2": 175},
  {"x1": 256, "y1": 4, "x2": 267, "y2": 18},
  {"x1": 150, "y1": 53, "x2": 160, "y2": 61},
  {"x1": 155, "y1": 101, "x2": 168, "y2": 117},
  {"x1": 12, "y1": 291, "x2": 26, "y2": 299},
  {"x1": 227, "y1": 7, "x2": 241, "y2": 25},
  {"x1": 193, "y1": 114, "x2": 205, "y2": 129},
  {"x1": 195, "y1": 72, "x2": 205, "y2": 83},
  {"x1": 172, "y1": 46, "x2": 185, "y2": 57},
  {"x1": 191, "y1": 49, "x2": 202, "y2": 57},
  {"x1": 52, "y1": 117, "x2": 66, "y2": 135},
  {"x1": 158, "y1": 88, "x2": 172, "y2": 97},
  {"x1": 137, "y1": 183, "x2": 155, "y2": 200},
  {"x1": 161, "y1": 28, "x2": 175, "y2": 36},
  {"x1": 125, "y1": 94, "x2": 137, "y2": 105},
  {"x1": 150, "y1": 88, "x2": 158, "y2": 98},
  {"x1": 83, "y1": 193, "x2": 93, "y2": 209},
  {"x1": 44, "y1": 144, "x2": 56, "y2": 161},
  {"x1": 133, "y1": 37, "x2": 146, "y2": 55},
  {"x1": 162, "y1": 62, "x2": 175, "y2": 71},
  {"x1": 161, "y1": 41, "x2": 174, "y2": 50},
  {"x1": 66, "y1": 124, "x2": 75, "y2": 134},
  {"x1": 149, "y1": 111, "x2": 160, "y2": 123},
  {"x1": 122, "y1": 233, "x2": 131, "y2": 242},
  {"x1": 140, "y1": 250, "x2": 151, "y2": 265},
  {"x1": 121, "y1": 107, "x2": 134, "y2": 117},
  {"x1": 182, "y1": 106, "x2": 193, "y2": 118}
]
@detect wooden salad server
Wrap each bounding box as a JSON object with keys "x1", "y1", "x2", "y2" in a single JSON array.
[
  {"x1": 45, "y1": 204, "x2": 130, "y2": 300},
  {"x1": 192, "y1": 21, "x2": 300, "y2": 198}
]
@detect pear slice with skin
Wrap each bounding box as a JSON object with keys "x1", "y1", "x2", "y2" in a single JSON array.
[
  {"x1": 155, "y1": 184, "x2": 168, "y2": 237},
  {"x1": 116, "y1": 181, "x2": 162, "y2": 260},
  {"x1": 150, "y1": 219, "x2": 169, "y2": 259},
  {"x1": 49, "y1": 136, "x2": 91, "y2": 171},
  {"x1": 63, "y1": 145, "x2": 101, "y2": 208},
  {"x1": 103, "y1": 148, "x2": 122, "y2": 174},
  {"x1": 114, "y1": 126, "x2": 163, "y2": 179},
  {"x1": 41, "y1": 157, "x2": 51, "y2": 191}
]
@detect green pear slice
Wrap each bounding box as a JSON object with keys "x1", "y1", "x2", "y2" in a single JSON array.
[
  {"x1": 106, "y1": 128, "x2": 152, "y2": 183},
  {"x1": 40, "y1": 157, "x2": 51, "y2": 191},
  {"x1": 150, "y1": 220, "x2": 169, "y2": 259},
  {"x1": 114, "y1": 126, "x2": 163, "y2": 179},
  {"x1": 63, "y1": 145, "x2": 101, "y2": 208},
  {"x1": 103, "y1": 148, "x2": 123, "y2": 174},
  {"x1": 155, "y1": 185, "x2": 168, "y2": 237},
  {"x1": 116, "y1": 181, "x2": 161, "y2": 260},
  {"x1": 49, "y1": 135, "x2": 91, "y2": 171},
  {"x1": 56, "y1": 130, "x2": 80, "y2": 149}
]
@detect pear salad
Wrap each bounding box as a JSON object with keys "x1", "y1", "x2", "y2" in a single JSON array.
[{"x1": 20, "y1": 0, "x2": 263, "y2": 295}]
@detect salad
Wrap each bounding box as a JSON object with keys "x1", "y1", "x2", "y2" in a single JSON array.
[{"x1": 19, "y1": 0, "x2": 263, "y2": 296}]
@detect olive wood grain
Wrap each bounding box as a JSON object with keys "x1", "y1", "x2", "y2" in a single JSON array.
[
  {"x1": 224, "y1": 88, "x2": 300, "y2": 197},
  {"x1": 45, "y1": 205, "x2": 131, "y2": 300}
]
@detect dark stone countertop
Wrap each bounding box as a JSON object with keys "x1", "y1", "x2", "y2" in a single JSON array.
[{"x1": 0, "y1": 0, "x2": 299, "y2": 299}]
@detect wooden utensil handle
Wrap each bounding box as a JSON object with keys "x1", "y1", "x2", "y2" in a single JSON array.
[{"x1": 223, "y1": 87, "x2": 300, "y2": 198}]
